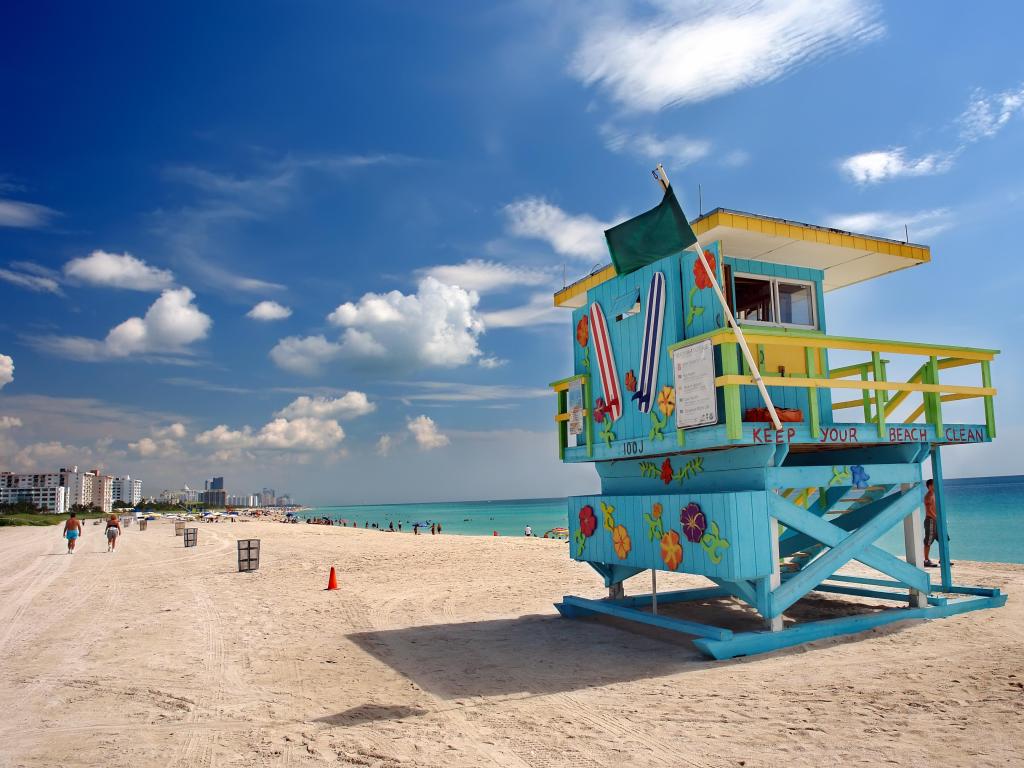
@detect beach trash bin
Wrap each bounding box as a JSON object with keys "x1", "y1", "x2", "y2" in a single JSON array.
[
  {"x1": 174, "y1": 521, "x2": 185, "y2": 536},
  {"x1": 139, "y1": 519, "x2": 148, "y2": 531},
  {"x1": 237, "y1": 539, "x2": 260, "y2": 572},
  {"x1": 184, "y1": 528, "x2": 198, "y2": 548}
]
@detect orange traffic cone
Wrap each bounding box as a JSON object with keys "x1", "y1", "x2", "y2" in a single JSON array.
[{"x1": 326, "y1": 566, "x2": 338, "y2": 590}]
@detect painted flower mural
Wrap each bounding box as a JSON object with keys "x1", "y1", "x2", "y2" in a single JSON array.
[
  {"x1": 694, "y1": 250, "x2": 717, "y2": 290},
  {"x1": 625, "y1": 370, "x2": 637, "y2": 393},
  {"x1": 612, "y1": 524, "x2": 632, "y2": 559},
  {"x1": 657, "y1": 386, "x2": 675, "y2": 417},
  {"x1": 576, "y1": 315, "x2": 589, "y2": 347},
  {"x1": 681, "y1": 502, "x2": 707, "y2": 543},
  {"x1": 660, "y1": 530, "x2": 683, "y2": 570},
  {"x1": 660, "y1": 457, "x2": 674, "y2": 485},
  {"x1": 593, "y1": 397, "x2": 606, "y2": 423},
  {"x1": 851, "y1": 465, "x2": 870, "y2": 489},
  {"x1": 578, "y1": 505, "x2": 597, "y2": 537}
]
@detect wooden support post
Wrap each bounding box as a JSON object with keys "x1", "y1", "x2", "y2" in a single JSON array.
[
  {"x1": 860, "y1": 367, "x2": 873, "y2": 422},
  {"x1": 901, "y1": 486, "x2": 928, "y2": 608},
  {"x1": 722, "y1": 342, "x2": 742, "y2": 440},
  {"x1": 608, "y1": 582, "x2": 625, "y2": 600},
  {"x1": 871, "y1": 351, "x2": 887, "y2": 438},
  {"x1": 557, "y1": 389, "x2": 568, "y2": 460},
  {"x1": 981, "y1": 360, "x2": 996, "y2": 438},
  {"x1": 766, "y1": 516, "x2": 783, "y2": 631},
  {"x1": 651, "y1": 570, "x2": 658, "y2": 615},
  {"x1": 930, "y1": 447, "x2": 953, "y2": 592},
  {"x1": 804, "y1": 346, "x2": 820, "y2": 438}
]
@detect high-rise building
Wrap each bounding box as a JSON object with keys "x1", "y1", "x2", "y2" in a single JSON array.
[
  {"x1": 59, "y1": 467, "x2": 113, "y2": 512},
  {"x1": 200, "y1": 489, "x2": 227, "y2": 507},
  {"x1": 0, "y1": 472, "x2": 68, "y2": 513},
  {"x1": 205, "y1": 476, "x2": 224, "y2": 491},
  {"x1": 112, "y1": 476, "x2": 143, "y2": 506},
  {"x1": 260, "y1": 488, "x2": 276, "y2": 507}
]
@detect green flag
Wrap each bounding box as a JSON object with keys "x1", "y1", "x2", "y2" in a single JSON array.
[{"x1": 604, "y1": 185, "x2": 697, "y2": 275}]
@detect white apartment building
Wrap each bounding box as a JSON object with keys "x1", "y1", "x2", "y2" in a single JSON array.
[
  {"x1": 112, "y1": 475, "x2": 143, "y2": 506},
  {"x1": 0, "y1": 471, "x2": 69, "y2": 513},
  {"x1": 59, "y1": 467, "x2": 113, "y2": 513}
]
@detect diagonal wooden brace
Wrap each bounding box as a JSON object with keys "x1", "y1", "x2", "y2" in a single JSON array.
[{"x1": 768, "y1": 487, "x2": 927, "y2": 616}]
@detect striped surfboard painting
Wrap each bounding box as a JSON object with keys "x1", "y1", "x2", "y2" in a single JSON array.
[
  {"x1": 632, "y1": 271, "x2": 665, "y2": 414},
  {"x1": 589, "y1": 302, "x2": 622, "y2": 422}
]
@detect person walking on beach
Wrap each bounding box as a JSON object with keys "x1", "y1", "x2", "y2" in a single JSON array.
[
  {"x1": 430, "y1": 523, "x2": 436, "y2": 535},
  {"x1": 436, "y1": 523, "x2": 441, "y2": 534},
  {"x1": 413, "y1": 523, "x2": 419, "y2": 535},
  {"x1": 63, "y1": 512, "x2": 83, "y2": 554},
  {"x1": 923, "y1": 479, "x2": 938, "y2": 567},
  {"x1": 105, "y1": 514, "x2": 122, "y2": 553}
]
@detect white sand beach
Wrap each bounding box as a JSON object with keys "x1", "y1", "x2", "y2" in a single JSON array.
[{"x1": 0, "y1": 520, "x2": 1021, "y2": 767}]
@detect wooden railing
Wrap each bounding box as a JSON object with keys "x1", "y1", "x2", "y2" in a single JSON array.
[{"x1": 675, "y1": 327, "x2": 998, "y2": 441}]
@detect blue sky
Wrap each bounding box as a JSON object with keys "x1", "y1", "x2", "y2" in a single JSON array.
[{"x1": 1, "y1": 1, "x2": 1022, "y2": 504}]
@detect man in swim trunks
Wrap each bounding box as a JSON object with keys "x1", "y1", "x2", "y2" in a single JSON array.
[
  {"x1": 105, "y1": 514, "x2": 122, "y2": 553},
  {"x1": 923, "y1": 479, "x2": 938, "y2": 567},
  {"x1": 63, "y1": 512, "x2": 83, "y2": 554}
]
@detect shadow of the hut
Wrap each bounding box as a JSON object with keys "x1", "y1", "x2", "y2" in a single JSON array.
[
  {"x1": 314, "y1": 704, "x2": 429, "y2": 726},
  {"x1": 348, "y1": 595, "x2": 898, "y2": 699}
]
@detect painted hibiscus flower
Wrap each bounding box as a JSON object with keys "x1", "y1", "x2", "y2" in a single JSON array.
[
  {"x1": 660, "y1": 457, "x2": 674, "y2": 485},
  {"x1": 578, "y1": 505, "x2": 597, "y2": 537},
  {"x1": 625, "y1": 370, "x2": 637, "y2": 392},
  {"x1": 657, "y1": 386, "x2": 675, "y2": 417},
  {"x1": 576, "y1": 315, "x2": 589, "y2": 347},
  {"x1": 693, "y1": 250, "x2": 717, "y2": 290},
  {"x1": 612, "y1": 524, "x2": 632, "y2": 559},
  {"x1": 593, "y1": 397, "x2": 606, "y2": 423},
  {"x1": 680, "y1": 502, "x2": 707, "y2": 543},
  {"x1": 651, "y1": 502, "x2": 662, "y2": 520},
  {"x1": 660, "y1": 530, "x2": 683, "y2": 570}
]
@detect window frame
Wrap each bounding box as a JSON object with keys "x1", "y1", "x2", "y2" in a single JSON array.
[{"x1": 732, "y1": 272, "x2": 818, "y2": 330}]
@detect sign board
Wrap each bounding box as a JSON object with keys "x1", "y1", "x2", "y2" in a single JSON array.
[
  {"x1": 174, "y1": 521, "x2": 185, "y2": 536},
  {"x1": 672, "y1": 339, "x2": 718, "y2": 430},
  {"x1": 237, "y1": 539, "x2": 260, "y2": 572},
  {"x1": 184, "y1": 528, "x2": 198, "y2": 547},
  {"x1": 567, "y1": 379, "x2": 584, "y2": 437}
]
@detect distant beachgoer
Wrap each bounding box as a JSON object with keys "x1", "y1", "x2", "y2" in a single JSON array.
[
  {"x1": 923, "y1": 479, "x2": 938, "y2": 567},
  {"x1": 524, "y1": 525, "x2": 533, "y2": 537},
  {"x1": 437, "y1": 523, "x2": 442, "y2": 534},
  {"x1": 398, "y1": 523, "x2": 402, "y2": 532},
  {"x1": 413, "y1": 523, "x2": 419, "y2": 536},
  {"x1": 105, "y1": 514, "x2": 122, "y2": 553},
  {"x1": 430, "y1": 523, "x2": 436, "y2": 535},
  {"x1": 63, "y1": 512, "x2": 83, "y2": 554},
  {"x1": 388, "y1": 521, "x2": 394, "y2": 532}
]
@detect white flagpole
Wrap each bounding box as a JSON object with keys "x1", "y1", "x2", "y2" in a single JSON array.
[{"x1": 655, "y1": 164, "x2": 783, "y2": 431}]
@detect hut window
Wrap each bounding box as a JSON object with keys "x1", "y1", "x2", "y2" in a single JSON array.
[
  {"x1": 613, "y1": 290, "x2": 641, "y2": 321},
  {"x1": 735, "y1": 275, "x2": 774, "y2": 322},
  {"x1": 734, "y1": 273, "x2": 818, "y2": 329}
]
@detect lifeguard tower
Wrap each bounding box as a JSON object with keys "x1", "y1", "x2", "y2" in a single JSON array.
[{"x1": 550, "y1": 173, "x2": 1004, "y2": 659}]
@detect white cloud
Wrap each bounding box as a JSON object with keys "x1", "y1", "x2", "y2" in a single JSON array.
[
  {"x1": 196, "y1": 416, "x2": 346, "y2": 452},
  {"x1": 375, "y1": 434, "x2": 396, "y2": 456},
  {"x1": 247, "y1": 300, "x2": 293, "y2": 321},
  {"x1": 418, "y1": 259, "x2": 554, "y2": 293},
  {"x1": 407, "y1": 415, "x2": 449, "y2": 450},
  {"x1": 0, "y1": 354, "x2": 12, "y2": 389},
  {"x1": 824, "y1": 208, "x2": 953, "y2": 242},
  {"x1": 153, "y1": 422, "x2": 187, "y2": 440},
  {"x1": 478, "y1": 356, "x2": 508, "y2": 369},
  {"x1": 959, "y1": 83, "x2": 1024, "y2": 142},
  {"x1": 504, "y1": 198, "x2": 611, "y2": 261},
  {"x1": 63, "y1": 250, "x2": 174, "y2": 291},
  {"x1": 324, "y1": 277, "x2": 485, "y2": 369},
  {"x1": 0, "y1": 199, "x2": 59, "y2": 228},
  {"x1": 36, "y1": 287, "x2": 212, "y2": 361},
  {"x1": 601, "y1": 125, "x2": 712, "y2": 167},
  {"x1": 570, "y1": 0, "x2": 883, "y2": 111},
  {"x1": 275, "y1": 392, "x2": 375, "y2": 420},
  {"x1": 481, "y1": 292, "x2": 562, "y2": 329},
  {"x1": 0, "y1": 267, "x2": 62, "y2": 294},
  {"x1": 722, "y1": 149, "x2": 751, "y2": 168},
  {"x1": 269, "y1": 335, "x2": 343, "y2": 376},
  {"x1": 129, "y1": 422, "x2": 188, "y2": 457},
  {"x1": 0, "y1": 416, "x2": 22, "y2": 430},
  {"x1": 838, "y1": 148, "x2": 955, "y2": 185},
  {"x1": 398, "y1": 381, "x2": 550, "y2": 403}
]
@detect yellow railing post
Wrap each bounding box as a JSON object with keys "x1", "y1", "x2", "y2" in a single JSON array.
[
  {"x1": 871, "y1": 351, "x2": 887, "y2": 438},
  {"x1": 804, "y1": 346, "x2": 820, "y2": 438},
  {"x1": 981, "y1": 361, "x2": 996, "y2": 438},
  {"x1": 721, "y1": 341, "x2": 742, "y2": 439},
  {"x1": 860, "y1": 366, "x2": 873, "y2": 422}
]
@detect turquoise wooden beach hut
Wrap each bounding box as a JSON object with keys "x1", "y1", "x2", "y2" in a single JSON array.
[{"x1": 550, "y1": 183, "x2": 1004, "y2": 659}]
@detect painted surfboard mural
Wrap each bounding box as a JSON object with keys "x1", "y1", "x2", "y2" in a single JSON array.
[
  {"x1": 589, "y1": 301, "x2": 622, "y2": 422},
  {"x1": 632, "y1": 270, "x2": 665, "y2": 414}
]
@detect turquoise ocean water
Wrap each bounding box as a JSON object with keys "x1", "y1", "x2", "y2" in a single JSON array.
[{"x1": 305, "y1": 475, "x2": 1024, "y2": 564}]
